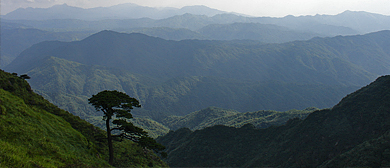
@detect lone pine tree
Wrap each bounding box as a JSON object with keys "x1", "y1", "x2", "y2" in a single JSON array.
[{"x1": 88, "y1": 90, "x2": 165, "y2": 165}]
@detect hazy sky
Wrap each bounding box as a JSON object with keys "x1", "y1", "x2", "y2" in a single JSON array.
[{"x1": 1, "y1": 0, "x2": 390, "y2": 17}]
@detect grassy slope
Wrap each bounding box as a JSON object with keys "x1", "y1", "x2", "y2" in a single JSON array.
[
  {"x1": 0, "y1": 89, "x2": 108, "y2": 167},
  {"x1": 0, "y1": 70, "x2": 167, "y2": 167}
]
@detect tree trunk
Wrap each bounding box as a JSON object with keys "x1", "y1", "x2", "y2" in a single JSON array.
[{"x1": 106, "y1": 118, "x2": 114, "y2": 165}]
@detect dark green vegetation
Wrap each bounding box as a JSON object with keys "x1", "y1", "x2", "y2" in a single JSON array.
[
  {"x1": 157, "y1": 75, "x2": 390, "y2": 167},
  {"x1": 0, "y1": 70, "x2": 167, "y2": 167},
  {"x1": 162, "y1": 106, "x2": 318, "y2": 130}
]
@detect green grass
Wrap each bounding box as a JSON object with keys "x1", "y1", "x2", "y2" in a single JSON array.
[
  {"x1": 0, "y1": 70, "x2": 168, "y2": 167},
  {"x1": 0, "y1": 89, "x2": 108, "y2": 167}
]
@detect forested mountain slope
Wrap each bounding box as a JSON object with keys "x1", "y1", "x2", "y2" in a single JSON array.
[
  {"x1": 8, "y1": 30, "x2": 389, "y2": 86},
  {"x1": 5, "y1": 56, "x2": 358, "y2": 122},
  {"x1": 0, "y1": 70, "x2": 167, "y2": 167},
  {"x1": 157, "y1": 75, "x2": 390, "y2": 167},
  {"x1": 5, "y1": 30, "x2": 389, "y2": 120}
]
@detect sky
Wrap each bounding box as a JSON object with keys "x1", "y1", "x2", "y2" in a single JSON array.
[{"x1": 1, "y1": 0, "x2": 390, "y2": 17}]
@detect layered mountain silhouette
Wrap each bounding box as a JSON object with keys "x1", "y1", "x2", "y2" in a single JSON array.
[
  {"x1": 2, "y1": 3, "x2": 227, "y2": 20},
  {"x1": 4, "y1": 4, "x2": 390, "y2": 34},
  {"x1": 3, "y1": 7, "x2": 389, "y2": 69}
]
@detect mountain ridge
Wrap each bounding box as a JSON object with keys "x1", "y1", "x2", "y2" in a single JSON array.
[
  {"x1": 4, "y1": 6, "x2": 389, "y2": 35},
  {"x1": 7, "y1": 30, "x2": 388, "y2": 86},
  {"x1": 3, "y1": 3, "x2": 228, "y2": 20}
]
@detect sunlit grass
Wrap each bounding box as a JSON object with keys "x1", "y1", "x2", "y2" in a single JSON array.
[{"x1": 0, "y1": 89, "x2": 108, "y2": 167}]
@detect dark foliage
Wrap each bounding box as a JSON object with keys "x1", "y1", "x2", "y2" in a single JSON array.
[
  {"x1": 157, "y1": 75, "x2": 390, "y2": 167},
  {"x1": 88, "y1": 90, "x2": 165, "y2": 164}
]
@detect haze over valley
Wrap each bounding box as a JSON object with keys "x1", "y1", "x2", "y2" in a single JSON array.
[{"x1": 1, "y1": 2, "x2": 390, "y2": 167}]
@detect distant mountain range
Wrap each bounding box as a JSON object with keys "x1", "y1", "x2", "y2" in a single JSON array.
[
  {"x1": 0, "y1": 27, "x2": 92, "y2": 67},
  {"x1": 2, "y1": 5, "x2": 390, "y2": 69},
  {"x1": 157, "y1": 75, "x2": 390, "y2": 167},
  {"x1": 0, "y1": 22, "x2": 321, "y2": 68},
  {"x1": 2, "y1": 3, "x2": 228, "y2": 20},
  {"x1": 3, "y1": 3, "x2": 390, "y2": 34},
  {"x1": 4, "y1": 11, "x2": 388, "y2": 35}
]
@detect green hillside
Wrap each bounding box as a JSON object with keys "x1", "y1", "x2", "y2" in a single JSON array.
[
  {"x1": 0, "y1": 70, "x2": 167, "y2": 167},
  {"x1": 14, "y1": 56, "x2": 357, "y2": 122},
  {"x1": 157, "y1": 75, "x2": 390, "y2": 167}
]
